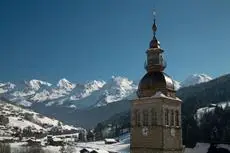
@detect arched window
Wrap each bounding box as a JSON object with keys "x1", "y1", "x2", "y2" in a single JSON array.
[
  {"x1": 143, "y1": 110, "x2": 148, "y2": 126},
  {"x1": 151, "y1": 108, "x2": 157, "y2": 126},
  {"x1": 165, "y1": 108, "x2": 169, "y2": 126},
  {"x1": 171, "y1": 110, "x2": 175, "y2": 126},
  {"x1": 175, "y1": 110, "x2": 179, "y2": 127}
]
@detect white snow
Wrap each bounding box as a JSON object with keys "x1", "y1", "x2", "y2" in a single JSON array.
[
  {"x1": 152, "y1": 91, "x2": 166, "y2": 98},
  {"x1": 30, "y1": 88, "x2": 68, "y2": 102},
  {"x1": 68, "y1": 76, "x2": 137, "y2": 109},
  {"x1": 7, "y1": 131, "x2": 230, "y2": 153},
  {"x1": 76, "y1": 140, "x2": 130, "y2": 153},
  {"x1": 0, "y1": 88, "x2": 8, "y2": 94},
  {"x1": 184, "y1": 143, "x2": 230, "y2": 153},
  {"x1": 0, "y1": 101, "x2": 81, "y2": 133},
  {"x1": 100, "y1": 76, "x2": 137, "y2": 104},
  {"x1": 30, "y1": 89, "x2": 50, "y2": 102},
  {"x1": 173, "y1": 80, "x2": 181, "y2": 90},
  {"x1": 12, "y1": 90, "x2": 36, "y2": 97},
  {"x1": 0, "y1": 74, "x2": 214, "y2": 109},
  {"x1": 70, "y1": 80, "x2": 106, "y2": 100},
  {"x1": 0, "y1": 83, "x2": 5, "y2": 87},
  {"x1": 0, "y1": 82, "x2": 15, "y2": 94}
]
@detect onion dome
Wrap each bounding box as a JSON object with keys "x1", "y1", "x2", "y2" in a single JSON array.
[
  {"x1": 149, "y1": 36, "x2": 160, "y2": 49},
  {"x1": 137, "y1": 71, "x2": 176, "y2": 98}
]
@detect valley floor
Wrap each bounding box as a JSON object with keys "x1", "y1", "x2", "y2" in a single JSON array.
[{"x1": 7, "y1": 141, "x2": 230, "y2": 153}]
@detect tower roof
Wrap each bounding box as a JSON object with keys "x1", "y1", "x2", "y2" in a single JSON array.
[{"x1": 137, "y1": 10, "x2": 176, "y2": 98}]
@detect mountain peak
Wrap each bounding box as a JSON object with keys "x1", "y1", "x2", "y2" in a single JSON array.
[
  {"x1": 57, "y1": 78, "x2": 76, "y2": 91},
  {"x1": 26, "y1": 79, "x2": 52, "y2": 91},
  {"x1": 110, "y1": 76, "x2": 134, "y2": 86}
]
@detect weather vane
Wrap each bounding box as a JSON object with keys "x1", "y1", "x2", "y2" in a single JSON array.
[{"x1": 153, "y1": 9, "x2": 156, "y2": 19}]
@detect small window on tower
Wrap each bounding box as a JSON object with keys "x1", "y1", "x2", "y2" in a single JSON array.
[
  {"x1": 175, "y1": 110, "x2": 179, "y2": 127},
  {"x1": 151, "y1": 108, "x2": 157, "y2": 125},
  {"x1": 152, "y1": 54, "x2": 159, "y2": 64},
  {"x1": 143, "y1": 110, "x2": 149, "y2": 126},
  {"x1": 165, "y1": 108, "x2": 169, "y2": 126},
  {"x1": 159, "y1": 54, "x2": 163, "y2": 65}
]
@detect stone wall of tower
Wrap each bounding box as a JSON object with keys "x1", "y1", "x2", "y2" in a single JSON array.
[{"x1": 130, "y1": 96, "x2": 183, "y2": 153}]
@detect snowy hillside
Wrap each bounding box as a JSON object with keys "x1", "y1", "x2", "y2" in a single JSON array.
[
  {"x1": 196, "y1": 101, "x2": 230, "y2": 120},
  {"x1": 0, "y1": 100, "x2": 81, "y2": 136},
  {"x1": 0, "y1": 74, "x2": 213, "y2": 109},
  {"x1": 181, "y1": 74, "x2": 212, "y2": 88}
]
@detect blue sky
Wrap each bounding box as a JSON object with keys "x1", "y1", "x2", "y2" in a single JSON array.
[{"x1": 0, "y1": 0, "x2": 230, "y2": 83}]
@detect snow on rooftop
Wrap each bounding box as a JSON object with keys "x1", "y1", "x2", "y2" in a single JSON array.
[{"x1": 152, "y1": 91, "x2": 166, "y2": 98}]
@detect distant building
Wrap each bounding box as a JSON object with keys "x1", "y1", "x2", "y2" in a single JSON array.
[
  {"x1": 80, "y1": 148, "x2": 92, "y2": 153},
  {"x1": 104, "y1": 138, "x2": 117, "y2": 144},
  {"x1": 78, "y1": 129, "x2": 87, "y2": 142},
  {"x1": 46, "y1": 135, "x2": 64, "y2": 146},
  {"x1": 130, "y1": 12, "x2": 183, "y2": 153},
  {"x1": 27, "y1": 138, "x2": 41, "y2": 146},
  {"x1": 80, "y1": 148, "x2": 109, "y2": 153}
]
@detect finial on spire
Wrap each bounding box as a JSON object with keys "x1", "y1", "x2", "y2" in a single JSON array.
[
  {"x1": 153, "y1": 10, "x2": 156, "y2": 20},
  {"x1": 152, "y1": 10, "x2": 157, "y2": 37},
  {"x1": 149, "y1": 9, "x2": 160, "y2": 49}
]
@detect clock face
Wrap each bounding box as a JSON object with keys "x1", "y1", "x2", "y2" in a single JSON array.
[
  {"x1": 142, "y1": 127, "x2": 149, "y2": 136},
  {"x1": 171, "y1": 128, "x2": 175, "y2": 137}
]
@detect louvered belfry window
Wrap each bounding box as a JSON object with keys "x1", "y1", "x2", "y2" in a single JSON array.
[
  {"x1": 143, "y1": 110, "x2": 148, "y2": 126},
  {"x1": 165, "y1": 108, "x2": 169, "y2": 126}
]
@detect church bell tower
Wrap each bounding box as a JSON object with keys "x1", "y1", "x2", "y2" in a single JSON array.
[{"x1": 130, "y1": 12, "x2": 183, "y2": 153}]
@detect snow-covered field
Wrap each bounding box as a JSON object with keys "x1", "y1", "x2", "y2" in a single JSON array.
[
  {"x1": 75, "y1": 141, "x2": 129, "y2": 153},
  {"x1": 8, "y1": 141, "x2": 230, "y2": 153},
  {"x1": 9, "y1": 140, "x2": 130, "y2": 153}
]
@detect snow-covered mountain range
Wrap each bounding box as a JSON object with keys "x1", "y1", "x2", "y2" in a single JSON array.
[{"x1": 0, "y1": 74, "x2": 212, "y2": 109}]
